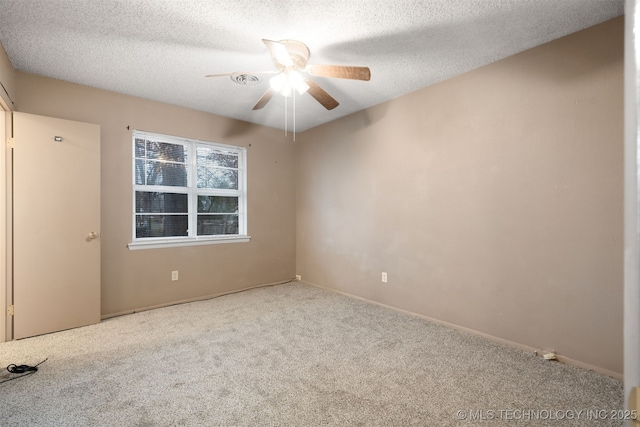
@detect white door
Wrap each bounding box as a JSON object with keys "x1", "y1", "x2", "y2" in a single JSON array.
[{"x1": 13, "y1": 112, "x2": 100, "y2": 339}]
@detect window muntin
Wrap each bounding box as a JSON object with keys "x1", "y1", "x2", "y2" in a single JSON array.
[{"x1": 131, "y1": 131, "x2": 247, "y2": 247}]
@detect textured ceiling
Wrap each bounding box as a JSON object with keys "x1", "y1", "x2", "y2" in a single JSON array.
[{"x1": 0, "y1": 0, "x2": 625, "y2": 132}]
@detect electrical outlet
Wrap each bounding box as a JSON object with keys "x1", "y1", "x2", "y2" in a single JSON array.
[
  {"x1": 295, "y1": 275, "x2": 302, "y2": 281},
  {"x1": 171, "y1": 270, "x2": 179, "y2": 281},
  {"x1": 381, "y1": 272, "x2": 388, "y2": 283}
]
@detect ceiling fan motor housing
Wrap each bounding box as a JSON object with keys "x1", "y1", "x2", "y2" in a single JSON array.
[{"x1": 278, "y1": 40, "x2": 310, "y2": 70}]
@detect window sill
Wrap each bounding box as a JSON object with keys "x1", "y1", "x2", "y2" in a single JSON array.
[{"x1": 128, "y1": 235, "x2": 251, "y2": 250}]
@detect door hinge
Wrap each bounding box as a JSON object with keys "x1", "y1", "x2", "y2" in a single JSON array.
[
  {"x1": 7, "y1": 305, "x2": 14, "y2": 316},
  {"x1": 6, "y1": 137, "x2": 14, "y2": 148}
]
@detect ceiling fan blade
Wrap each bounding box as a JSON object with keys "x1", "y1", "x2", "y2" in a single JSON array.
[
  {"x1": 205, "y1": 70, "x2": 277, "y2": 78},
  {"x1": 308, "y1": 65, "x2": 371, "y2": 81},
  {"x1": 206, "y1": 72, "x2": 236, "y2": 78},
  {"x1": 262, "y1": 39, "x2": 294, "y2": 68},
  {"x1": 252, "y1": 88, "x2": 275, "y2": 110},
  {"x1": 305, "y1": 79, "x2": 339, "y2": 110}
]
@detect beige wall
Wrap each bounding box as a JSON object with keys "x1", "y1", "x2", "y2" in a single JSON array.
[
  {"x1": 296, "y1": 17, "x2": 624, "y2": 376},
  {"x1": 15, "y1": 73, "x2": 296, "y2": 316}
]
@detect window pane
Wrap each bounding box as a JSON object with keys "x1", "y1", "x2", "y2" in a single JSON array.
[
  {"x1": 198, "y1": 196, "x2": 238, "y2": 213},
  {"x1": 136, "y1": 192, "x2": 188, "y2": 213},
  {"x1": 135, "y1": 159, "x2": 145, "y2": 185},
  {"x1": 145, "y1": 140, "x2": 188, "y2": 162},
  {"x1": 136, "y1": 215, "x2": 188, "y2": 238},
  {"x1": 197, "y1": 214, "x2": 239, "y2": 235},
  {"x1": 197, "y1": 146, "x2": 238, "y2": 168},
  {"x1": 197, "y1": 166, "x2": 238, "y2": 189},
  {"x1": 135, "y1": 138, "x2": 146, "y2": 157},
  {"x1": 145, "y1": 161, "x2": 188, "y2": 187}
]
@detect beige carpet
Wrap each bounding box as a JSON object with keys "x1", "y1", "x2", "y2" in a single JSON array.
[{"x1": 0, "y1": 282, "x2": 624, "y2": 426}]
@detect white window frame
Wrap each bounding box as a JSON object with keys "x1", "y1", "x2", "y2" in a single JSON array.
[{"x1": 128, "y1": 130, "x2": 250, "y2": 250}]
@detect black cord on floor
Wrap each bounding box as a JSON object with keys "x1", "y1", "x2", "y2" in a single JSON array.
[{"x1": 0, "y1": 358, "x2": 48, "y2": 384}]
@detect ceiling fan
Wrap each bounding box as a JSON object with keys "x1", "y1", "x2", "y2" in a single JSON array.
[{"x1": 206, "y1": 39, "x2": 371, "y2": 111}]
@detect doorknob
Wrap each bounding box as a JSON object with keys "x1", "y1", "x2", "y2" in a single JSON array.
[{"x1": 86, "y1": 231, "x2": 99, "y2": 242}]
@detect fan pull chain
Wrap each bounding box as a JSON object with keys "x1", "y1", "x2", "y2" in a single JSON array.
[
  {"x1": 284, "y1": 95, "x2": 288, "y2": 138},
  {"x1": 293, "y1": 90, "x2": 296, "y2": 141}
]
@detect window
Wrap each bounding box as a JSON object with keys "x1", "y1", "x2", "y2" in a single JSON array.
[{"x1": 128, "y1": 130, "x2": 249, "y2": 250}]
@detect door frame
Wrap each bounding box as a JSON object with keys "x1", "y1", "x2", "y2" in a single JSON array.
[
  {"x1": 0, "y1": 104, "x2": 5, "y2": 343},
  {"x1": 1, "y1": 102, "x2": 11, "y2": 343},
  {"x1": 625, "y1": 0, "x2": 640, "y2": 413}
]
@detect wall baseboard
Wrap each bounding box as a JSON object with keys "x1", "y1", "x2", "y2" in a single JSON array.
[
  {"x1": 101, "y1": 278, "x2": 296, "y2": 320},
  {"x1": 301, "y1": 280, "x2": 623, "y2": 381}
]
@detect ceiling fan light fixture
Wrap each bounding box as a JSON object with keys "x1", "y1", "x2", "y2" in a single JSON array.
[
  {"x1": 280, "y1": 84, "x2": 292, "y2": 97},
  {"x1": 269, "y1": 73, "x2": 287, "y2": 92},
  {"x1": 269, "y1": 73, "x2": 292, "y2": 96},
  {"x1": 288, "y1": 70, "x2": 309, "y2": 95},
  {"x1": 296, "y1": 81, "x2": 310, "y2": 95},
  {"x1": 269, "y1": 71, "x2": 309, "y2": 97}
]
